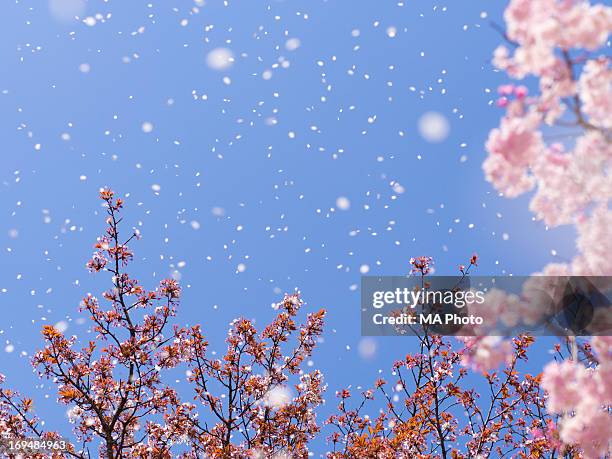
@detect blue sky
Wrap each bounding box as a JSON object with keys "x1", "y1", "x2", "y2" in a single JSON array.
[{"x1": 0, "y1": 0, "x2": 576, "y2": 452}]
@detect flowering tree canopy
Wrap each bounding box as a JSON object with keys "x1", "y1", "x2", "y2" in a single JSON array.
[
  {"x1": 1, "y1": 190, "x2": 326, "y2": 459},
  {"x1": 483, "y1": 0, "x2": 612, "y2": 456},
  {"x1": 485, "y1": 0, "x2": 612, "y2": 277},
  {"x1": 0, "y1": 189, "x2": 597, "y2": 459}
]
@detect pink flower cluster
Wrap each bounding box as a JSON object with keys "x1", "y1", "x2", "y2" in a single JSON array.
[
  {"x1": 496, "y1": 83, "x2": 528, "y2": 108},
  {"x1": 541, "y1": 336, "x2": 612, "y2": 458},
  {"x1": 494, "y1": 0, "x2": 612, "y2": 78},
  {"x1": 457, "y1": 336, "x2": 513, "y2": 372},
  {"x1": 409, "y1": 256, "x2": 434, "y2": 275},
  {"x1": 579, "y1": 58, "x2": 612, "y2": 129},
  {"x1": 572, "y1": 205, "x2": 612, "y2": 275},
  {"x1": 483, "y1": 110, "x2": 541, "y2": 197},
  {"x1": 486, "y1": 0, "x2": 612, "y2": 278}
]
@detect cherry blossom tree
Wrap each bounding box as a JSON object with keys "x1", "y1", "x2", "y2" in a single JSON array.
[
  {"x1": 0, "y1": 187, "x2": 607, "y2": 458},
  {"x1": 482, "y1": 0, "x2": 612, "y2": 456},
  {"x1": 485, "y1": 0, "x2": 611, "y2": 277},
  {"x1": 0, "y1": 189, "x2": 325, "y2": 459},
  {"x1": 326, "y1": 256, "x2": 587, "y2": 459},
  {"x1": 326, "y1": 334, "x2": 561, "y2": 458}
]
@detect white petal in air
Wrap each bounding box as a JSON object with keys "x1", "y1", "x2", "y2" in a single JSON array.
[
  {"x1": 206, "y1": 48, "x2": 234, "y2": 71},
  {"x1": 418, "y1": 111, "x2": 450, "y2": 143},
  {"x1": 358, "y1": 337, "x2": 377, "y2": 359},
  {"x1": 285, "y1": 38, "x2": 301, "y2": 51},
  {"x1": 336, "y1": 196, "x2": 351, "y2": 211}
]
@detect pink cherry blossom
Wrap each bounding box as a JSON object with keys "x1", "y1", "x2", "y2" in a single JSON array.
[
  {"x1": 487, "y1": 0, "x2": 612, "y2": 279},
  {"x1": 489, "y1": 5, "x2": 612, "y2": 454},
  {"x1": 482, "y1": 151, "x2": 535, "y2": 197},
  {"x1": 572, "y1": 205, "x2": 612, "y2": 275},
  {"x1": 542, "y1": 338, "x2": 612, "y2": 458},
  {"x1": 485, "y1": 111, "x2": 544, "y2": 167},
  {"x1": 579, "y1": 57, "x2": 612, "y2": 129},
  {"x1": 458, "y1": 336, "x2": 513, "y2": 372}
]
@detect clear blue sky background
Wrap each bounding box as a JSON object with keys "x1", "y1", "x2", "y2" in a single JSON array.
[{"x1": 0, "y1": 0, "x2": 576, "y2": 453}]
